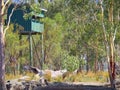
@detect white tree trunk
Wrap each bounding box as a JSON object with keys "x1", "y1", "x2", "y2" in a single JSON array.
[
  {"x1": 0, "y1": 0, "x2": 8, "y2": 89},
  {"x1": 99, "y1": 0, "x2": 115, "y2": 88},
  {"x1": 0, "y1": 23, "x2": 6, "y2": 90}
]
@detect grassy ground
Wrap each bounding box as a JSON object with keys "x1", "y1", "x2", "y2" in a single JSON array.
[
  {"x1": 5, "y1": 71, "x2": 109, "y2": 83},
  {"x1": 6, "y1": 71, "x2": 115, "y2": 90},
  {"x1": 51, "y1": 71, "x2": 109, "y2": 83}
]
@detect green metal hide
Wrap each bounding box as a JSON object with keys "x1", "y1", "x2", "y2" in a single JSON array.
[{"x1": 7, "y1": 4, "x2": 45, "y2": 33}]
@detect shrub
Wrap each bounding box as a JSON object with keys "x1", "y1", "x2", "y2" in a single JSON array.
[{"x1": 61, "y1": 51, "x2": 79, "y2": 72}]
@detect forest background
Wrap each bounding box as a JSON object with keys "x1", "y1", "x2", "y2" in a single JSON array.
[{"x1": 0, "y1": 0, "x2": 120, "y2": 89}]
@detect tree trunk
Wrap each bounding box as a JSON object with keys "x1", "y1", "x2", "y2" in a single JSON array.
[
  {"x1": 100, "y1": 61, "x2": 104, "y2": 71},
  {"x1": 0, "y1": 1, "x2": 6, "y2": 89},
  {"x1": 108, "y1": 0, "x2": 116, "y2": 88},
  {"x1": 86, "y1": 47, "x2": 89, "y2": 73},
  {"x1": 109, "y1": 36, "x2": 116, "y2": 88},
  {"x1": 99, "y1": 0, "x2": 116, "y2": 88},
  {"x1": 94, "y1": 47, "x2": 98, "y2": 73},
  {"x1": 0, "y1": 25, "x2": 6, "y2": 90}
]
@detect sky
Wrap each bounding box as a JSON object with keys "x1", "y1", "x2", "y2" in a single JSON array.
[
  {"x1": 12, "y1": 0, "x2": 24, "y2": 4},
  {"x1": 12, "y1": 0, "x2": 39, "y2": 4},
  {"x1": 11, "y1": 0, "x2": 98, "y2": 5}
]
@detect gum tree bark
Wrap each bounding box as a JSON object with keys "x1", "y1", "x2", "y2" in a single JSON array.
[
  {"x1": 0, "y1": 0, "x2": 16, "y2": 89},
  {"x1": 99, "y1": 0, "x2": 116, "y2": 88},
  {"x1": 0, "y1": 0, "x2": 6, "y2": 90}
]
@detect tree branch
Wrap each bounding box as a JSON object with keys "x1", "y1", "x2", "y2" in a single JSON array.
[
  {"x1": 3, "y1": 6, "x2": 16, "y2": 38},
  {"x1": 2, "y1": 0, "x2": 11, "y2": 15},
  {"x1": 113, "y1": 28, "x2": 117, "y2": 41}
]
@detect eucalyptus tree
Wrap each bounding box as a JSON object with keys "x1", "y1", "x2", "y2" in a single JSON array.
[
  {"x1": 0, "y1": 1, "x2": 13, "y2": 89},
  {"x1": 96, "y1": 0, "x2": 120, "y2": 88},
  {"x1": 43, "y1": 13, "x2": 64, "y2": 69},
  {"x1": 59, "y1": 0, "x2": 103, "y2": 72},
  {"x1": 0, "y1": 0, "x2": 36, "y2": 89}
]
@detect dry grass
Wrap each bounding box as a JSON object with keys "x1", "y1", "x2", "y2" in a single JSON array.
[
  {"x1": 44, "y1": 70, "x2": 51, "y2": 81},
  {"x1": 5, "y1": 73, "x2": 22, "y2": 80},
  {"x1": 62, "y1": 71, "x2": 109, "y2": 83},
  {"x1": 5, "y1": 71, "x2": 109, "y2": 83},
  {"x1": 5, "y1": 72, "x2": 34, "y2": 81}
]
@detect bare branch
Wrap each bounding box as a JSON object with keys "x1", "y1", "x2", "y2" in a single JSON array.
[
  {"x1": 2, "y1": 0, "x2": 11, "y2": 15},
  {"x1": 99, "y1": 0, "x2": 107, "y2": 43},
  {"x1": 118, "y1": 9, "x2": 120, "y2": 22},
  {"x1": 3, "y1": 6, "x2": 16, "y2": 38},
  {"x1": 113, "y1": 28, "x2": 117, "y2": 41}
]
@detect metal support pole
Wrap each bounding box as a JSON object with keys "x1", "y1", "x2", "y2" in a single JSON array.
[
  {"x1": 40, "y1": 33, "x2": 44, "y2": 69},
  {"x1": 19, "y1": 34, "x2": 22, "y2": 74},
  {"x1": 19, "y1": 34, "x2": 22, "y2": 56},
  {"x1": 29, "y1": 33, "x2": 33, "y2": 66}
]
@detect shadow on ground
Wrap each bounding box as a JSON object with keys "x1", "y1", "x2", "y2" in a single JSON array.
[{"x1": 35, "y1": 82, "x2": 115, "y2": 90}]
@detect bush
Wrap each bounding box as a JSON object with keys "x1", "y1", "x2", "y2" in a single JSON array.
[{"x1": 61, "y1": 51, "x2": 79, "y2": 72}]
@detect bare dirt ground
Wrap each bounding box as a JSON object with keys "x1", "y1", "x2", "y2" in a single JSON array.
[{"x1": 6, "y1": 79, "x2": 119, "y2": 90}]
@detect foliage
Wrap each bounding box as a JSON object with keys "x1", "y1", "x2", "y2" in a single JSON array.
[
  {"x1": 5, "y1": 25, "x2": 28, "y2": 57},
  {"x1": 61, "y1": 51, "x2": 79, "y2": 72},
  {"x1": 43, "y1": 13, "x2": 64, "y2": 69},
  {"x1": 5, "y1": 24, "x2": 29, "y2": 74}
]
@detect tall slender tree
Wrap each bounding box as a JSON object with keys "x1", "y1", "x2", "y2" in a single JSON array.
[
  {"x1": 99, "y1": 0, "x2": 118, "y2": 88},
  {"x1": 0, "y1": 0, "x2": 7, "y2": 89},
  {"x1": 0, "y1": 0, "x2": 27, "y2": 89}
]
